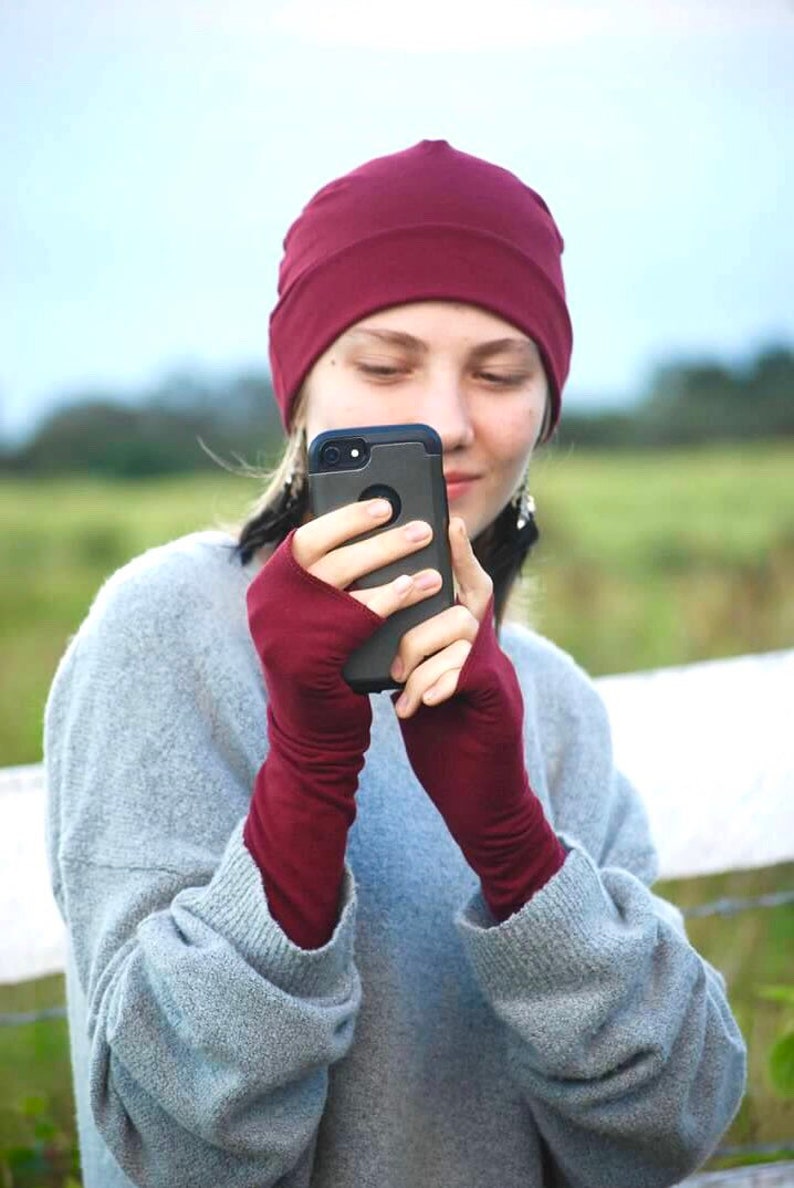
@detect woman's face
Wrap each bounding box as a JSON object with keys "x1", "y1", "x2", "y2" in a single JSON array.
[{"x1": 302, "y1": 301, "x2": 548, "y2": 539}]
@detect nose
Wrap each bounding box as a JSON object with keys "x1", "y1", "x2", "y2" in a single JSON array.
[{"x1": 414, "y1": 372, "x2": 475, "y2": 453}]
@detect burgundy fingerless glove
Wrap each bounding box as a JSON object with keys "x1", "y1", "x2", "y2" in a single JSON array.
[
  {"x1": 244, "y1": 531, "x2": 383, "y2": 949},
  {"x1": 398, "y1": 598, "x2": 566, "y2": 923}
]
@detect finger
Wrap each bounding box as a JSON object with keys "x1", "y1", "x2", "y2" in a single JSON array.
[
  {"x1": 292, "y1": 498, "x2": 394, "y2": 568},
  {"x1": 418, "y1": 666, "x2": 461, "y2": 709},
  {"x1": 394, "y1": 639, "x2": 472, "y2": 718},
  {"x1": 390, "y1": 603, "x2": 478, "y2": 683},
  {"x1": 449, "y1": 517, "x2": 493, "y2": 621},
  {"x1": 350, "y1": 568, "x2": 442, "y2": 619},
  {"x1": 311, "y1": 518, "x2": 433, "y2": 590}
]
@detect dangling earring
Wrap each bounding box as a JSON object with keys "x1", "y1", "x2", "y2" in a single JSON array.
[{"x1": 511, "y1": 473, "x2": 536, "y2": 532}]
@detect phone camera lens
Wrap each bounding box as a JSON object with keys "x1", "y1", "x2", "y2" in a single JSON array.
[{"x1": 321, "y1": 444, "x2": 341, "y2": 466}]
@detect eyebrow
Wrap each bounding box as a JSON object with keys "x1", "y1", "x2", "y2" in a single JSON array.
[
  {"x1": 344, "y1": 328, "x2": 536, "y2": 359},
  {"x1": 345, "y1": 328, "x2": 428, "y2": 352},
  {"x1": 470, "y1": 337, "x2": 536, "y2": 361}
]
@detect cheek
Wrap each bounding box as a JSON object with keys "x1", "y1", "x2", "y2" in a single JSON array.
[{"x1": 484, "y1": 405, "x2": 542, "y2": 467}]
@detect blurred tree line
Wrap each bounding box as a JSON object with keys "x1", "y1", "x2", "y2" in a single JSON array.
[
  {"x1": 0, "y1": 344, "x2": 791, "y2": 477},
  {"x1": 0, "y1": 372, "x2": 285, "y2": 478},
  {"x1": 558, "y1": 345, "x2": 794, "y2": 449}
]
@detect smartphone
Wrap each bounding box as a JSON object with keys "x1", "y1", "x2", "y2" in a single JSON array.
[{"x1": 308, "y1": 423, "x2": 454, "y2": 693}]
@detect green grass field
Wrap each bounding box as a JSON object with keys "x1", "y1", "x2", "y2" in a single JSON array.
[
  {"x1": 1, "y1": 445, "x2": 792, "y2": 1183},
  {"x1": 524, "y1": 441, "x2": 794, "y2": 674}
]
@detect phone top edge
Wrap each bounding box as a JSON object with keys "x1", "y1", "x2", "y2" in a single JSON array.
[{"x1": 307, "y1": 423, "x2": 442, "y2": 468}]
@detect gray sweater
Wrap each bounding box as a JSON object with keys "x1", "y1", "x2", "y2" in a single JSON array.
[{"x1": 44, "y1": 530, "x2": 746, "y2": 1188}]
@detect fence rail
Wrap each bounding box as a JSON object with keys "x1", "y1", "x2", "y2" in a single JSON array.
[{"x1": 682, "y1": 1165, "x2": 794, "y2": 1186}]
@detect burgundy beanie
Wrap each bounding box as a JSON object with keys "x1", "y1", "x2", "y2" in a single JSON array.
[{"x1": 268, "y1": 140, "x2": 572, "y2": 436}]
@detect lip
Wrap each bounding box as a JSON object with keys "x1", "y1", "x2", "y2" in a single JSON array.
[{"x1": 444, "y1": 472, "x2": 480, "y2": 501}]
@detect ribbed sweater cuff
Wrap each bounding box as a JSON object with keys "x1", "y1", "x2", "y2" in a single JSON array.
[
  {"x1": 188, "y1": 820, "x2": 358, "y2": 1000},
  {"x1": 455, "y1": 838, "x2": 627, "y2": 991}
]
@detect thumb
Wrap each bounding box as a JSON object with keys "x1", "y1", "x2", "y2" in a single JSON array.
[{"x1": 449, "y1": 517, "x2": 493, "y2": 622}]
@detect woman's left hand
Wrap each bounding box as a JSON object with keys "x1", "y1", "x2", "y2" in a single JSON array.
[
  {"x1": 393, "y1": 517, "x2": 566, "y2": 922},
  {"x1": 390, "y1": 517, "x2": 492, "y2": 717}
]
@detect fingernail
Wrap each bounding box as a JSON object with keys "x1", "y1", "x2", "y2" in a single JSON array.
[
  {"x1": 391, "y1": 656, "x2": 404, "y2": 680},
  {"x1": 395, "y1": 693, "x2": 409, "y2": 714},
  {"x1": 414, "y1": 570, "x2": 440, "y2": 590},
  {"x1": 403, "y1": 520, "x2": 431, "y2": 542},
  {"x1": 393, "y1": 574, "x2": 412, "y2": 594},
  {"x1": 367, "y1": 499, "x2": 392, "y2": 518}
]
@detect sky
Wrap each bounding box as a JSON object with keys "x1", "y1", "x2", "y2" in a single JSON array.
[{"x1": 2, "y1": 0, "x2": 793, "y2": 441}]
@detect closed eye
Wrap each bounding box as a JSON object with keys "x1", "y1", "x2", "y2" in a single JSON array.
[
  {"x1": 356, "y1": 362, "x2": 410, "y2": 380},
  {"x1": 476, "y1": 370, "x2": 531, "y2": 386}
]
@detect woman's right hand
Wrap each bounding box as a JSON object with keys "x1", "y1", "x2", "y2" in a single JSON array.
[
  {"x1": 247, "y1": 497, "x2": 444, "y2": 745},
  {"x1": 248, "y1": 497, "x2": 443, "y2": 702}
]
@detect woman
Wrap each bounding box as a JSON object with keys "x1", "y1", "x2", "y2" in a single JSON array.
[{"x1": 45, "y1": 140, "x2": 745, "y2": 1188}]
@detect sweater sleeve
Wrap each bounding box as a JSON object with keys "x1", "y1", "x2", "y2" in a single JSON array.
[
  {"x1": 454, "y1": 644, "x2": 747, "y2": 1188},
  {"x1": 44, "y1": 544, "x2": 361, "y2": 1188}
]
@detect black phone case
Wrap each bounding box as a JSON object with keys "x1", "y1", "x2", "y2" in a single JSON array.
[{"x1": 308, "y1": 423, "x2": 454, "y2": 693}]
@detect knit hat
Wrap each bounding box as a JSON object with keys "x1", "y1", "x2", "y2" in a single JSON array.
[{"x1": 268, "y1": 140, "x2": 572, "y2": 436}]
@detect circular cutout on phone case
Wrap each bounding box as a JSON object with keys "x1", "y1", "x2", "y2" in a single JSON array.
[{"x1": 359, "y1": 484, "x2": 402, "y2": 525}]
